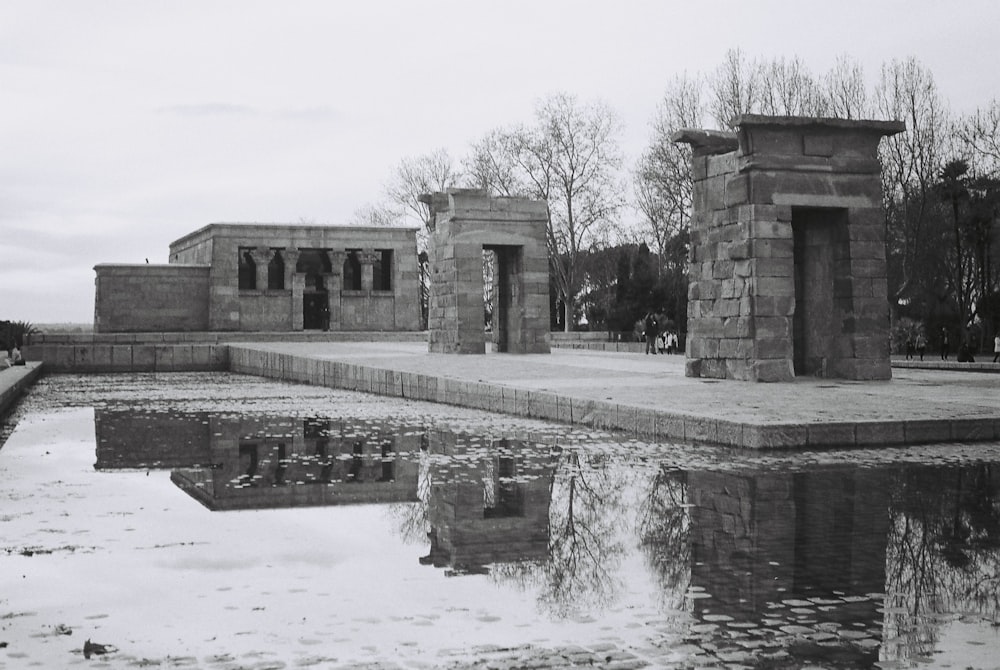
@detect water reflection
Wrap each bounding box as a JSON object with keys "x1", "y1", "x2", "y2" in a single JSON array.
[
  {"x1": 96, "y1": 411, "x2": 422, "y2": 509},
  {"x1": 92, "y1": 408, "x2": 1000, "y2": 666},
  {"x1": 420, "y1": 436, "x2": 555, "y2": 576}
]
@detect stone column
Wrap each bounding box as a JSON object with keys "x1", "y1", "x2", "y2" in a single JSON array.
[
  {"x1": 249, "y1": 246, "x2": 271, "y2": 291},
  {"x1": 282, "y1": 248, "x2": 300, "y2": 289},
  {"x1": 283, "y1": 248, "x2": 301, "y2": 331},
  {"x1": 327, "y1": 250, "x2": 345, "y2": 331},
  {"x1": 290, "y1": 273, "x2": 305, "y2": 331},
  {"x1": 359, "y1": 249, "x2": 379, "y2": 293}
]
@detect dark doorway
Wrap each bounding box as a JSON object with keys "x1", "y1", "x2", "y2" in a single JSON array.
[
  {"x1": 297, "y1": 249, "x2": 332, "y2": 330},
  {"x1": 484, "y1": 245, "x2": 522, "y2": 353},
  {"x1": 792, "y1": 208, "x2": 850, "y2": 376}
]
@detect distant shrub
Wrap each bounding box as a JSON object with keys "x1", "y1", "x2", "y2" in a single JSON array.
[{"x1": 0, "y1": 320, "x2": 40, "y2": 351}]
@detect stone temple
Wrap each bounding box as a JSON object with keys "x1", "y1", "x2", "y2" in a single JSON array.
[
  {"x1": 94, "y1": 223, "x2": 421, "y2": 333},
  {"x1": 674, "y1": 115, "x2": 905, "y2": 382}
]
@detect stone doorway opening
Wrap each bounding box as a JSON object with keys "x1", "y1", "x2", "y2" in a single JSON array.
[
  {"x1": 298, "y1": 249, "x2": 331, "y2": 330},
  {"x1": 792, "y1": 207, "x2": 850, "y2": 377},
  {"x1": 483, "y1": 245, "x2": 523, "y2": 353}
]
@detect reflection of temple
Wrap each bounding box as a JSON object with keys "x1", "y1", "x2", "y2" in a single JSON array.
[
  {"x1": 95, "y1": 410, "x2": 215, "y2": 469},
  {"x1": 171, "y1": 416, "x2": 421, "y2": 510},
  {"x1": 685, "y1": 469, "x2": 890, "y2": 664},
  {"x1": 420, "y1": 435, "x2": 555, "y2": 575},
  {"x1": 93, "y1": 410, "x2": 421, "y2": 510}
]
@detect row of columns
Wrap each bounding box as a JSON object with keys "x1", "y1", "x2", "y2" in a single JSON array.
[
  {"x1": 246, "y1": 247, "x2": 383, "y2": 293},
  {"x1": 243, "y1": 247, "x2": 388, "y2": 331}
]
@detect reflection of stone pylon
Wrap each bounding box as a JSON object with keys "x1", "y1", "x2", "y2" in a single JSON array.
[{"x1": 483, "y1": 457, "x2": 496, "y2": 509}]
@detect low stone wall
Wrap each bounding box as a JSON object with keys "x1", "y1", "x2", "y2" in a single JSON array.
[
  {"x1": 27, "y1": 342, "x2": 229, "y2": 373},
  {"x1": 23, "y1": 331, "x2": 428, "y2": 373},
  {"x1": 229, "y1": 345, "x2": 591, "y2": 431},
  {"x1": 548, "y1": 332, "x2": 652, "y2": 354},
  {"x1": 226, "y1": 345, "x2": 713, "y2": 443},
  {"x1": 0, "y1": 362, "x2": 44, "y2": 420}
]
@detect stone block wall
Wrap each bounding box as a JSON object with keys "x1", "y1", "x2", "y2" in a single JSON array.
[
  {"x1": 94, "y1": 264, "x2": 210, "y2": 332},
  {"x1": 675, "y1": 116, "x2": 904, "y2": 381},
  {"x1": 426, "y1": 190, "x2": 550, "y2": 354},
  {"x1": 170, "y1": 223, "x2": 421, "y2": 333},
  {"x1": 94, "y1": 223, "x2": 421, "y2": 334}
]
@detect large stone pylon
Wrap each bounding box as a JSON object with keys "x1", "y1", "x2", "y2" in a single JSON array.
[{"x1": 674, "y1": 115, "x2": 904, "y2": 382}]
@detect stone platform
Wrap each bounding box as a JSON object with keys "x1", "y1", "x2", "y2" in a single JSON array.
[{"x1": 229, "y1": 342, "x2": 1000, "y2": 449}]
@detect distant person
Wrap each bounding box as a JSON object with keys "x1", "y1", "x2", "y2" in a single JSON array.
[
  {"x1": 940, "y1": 327, "x2": 950, "y2": 360},
  {"x1": 916, "y1": 333, "x2": 927, "y2": 361},
  {"x1": 993, "y1": 334, "x2": 1000, "y2": 363},
  {"x1": 644, "y1": 312, "x2": 658, "y2": 355},
  {"x1": 905, "y1": 334, "x2": 914, "y2": 360},
  {"x1": 320, "y1": 300, "x2": 330, "y2": 331},
  {"x1": 10, "y1": 345, "x2": 24, "y2": 366},
  {"x1": 667, "y1": 331, "x2": 679, "y2": 354}
]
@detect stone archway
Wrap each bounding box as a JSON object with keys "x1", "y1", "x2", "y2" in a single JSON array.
[
  {"x1": 422, "y1": 189, "x2": 550, "y2": 354},
  {"x1": 674, "y1": 115, "x2": 905, "y2": 382}
]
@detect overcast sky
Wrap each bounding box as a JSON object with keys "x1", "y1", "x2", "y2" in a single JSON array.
[{"x1": 3, "y1": 0, "x2": 999, "y2": 325}]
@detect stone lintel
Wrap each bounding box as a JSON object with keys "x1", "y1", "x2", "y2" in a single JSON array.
[
  {"x1": 672, "y1": 128, "x2": 739, "y2": 156},
  {"x1": 732, "y1": 114, "x2": 906, "y2": 136}
]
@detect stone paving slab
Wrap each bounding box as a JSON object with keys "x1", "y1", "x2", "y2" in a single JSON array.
[{"x1": 229, "y1": 342, "x2": 1000, "y2": 449}]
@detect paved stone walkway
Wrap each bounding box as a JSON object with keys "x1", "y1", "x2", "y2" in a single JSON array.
[{"x1": 232, "y1": 342, "x2": 1000, "y2": 449}]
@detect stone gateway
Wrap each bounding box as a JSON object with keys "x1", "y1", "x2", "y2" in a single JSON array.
[
  {"x1": 674, "y1": 115, "x2": 904, "y2": 382},
  {"x1": 422, "y1": 190, "x2": 550, "y2": 355}
]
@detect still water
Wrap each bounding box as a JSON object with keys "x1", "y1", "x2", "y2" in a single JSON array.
[{"x1": 2, "y1": 372, "x2": 1000, "y2": 668}]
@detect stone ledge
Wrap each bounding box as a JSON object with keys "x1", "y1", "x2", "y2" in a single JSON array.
[{"x1": 0, "y1": 362, "x2": 44, "y2": 421}]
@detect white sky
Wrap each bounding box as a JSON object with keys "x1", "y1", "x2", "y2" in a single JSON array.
[{"x1": 3, "y1": 0, "x2": 999, "y2": 325}]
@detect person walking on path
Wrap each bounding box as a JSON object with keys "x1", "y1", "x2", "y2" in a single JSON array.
[
  {"x1": 905, "y1": 334, "x2": 914, "y2": 360},
  {"x1": 916, "y1": 333, "x2": 927, "y2": 361},
  {"x1": 993, "y1": 333, "x2": 1000, "y2": 363},
  {"x1": 644, "y1": 312, "x2": 658, "y2": 355},
  {"x1": 940, "y1": 327, "x2": 950, "y2": 360}
]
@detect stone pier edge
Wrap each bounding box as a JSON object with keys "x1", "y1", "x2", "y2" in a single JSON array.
[
  {"x1": 0, "y1": 362, "x2": 45, "y2": 420},
  {"x1": 227, "y1": 345, "x2": 1000, "y2": 450}
]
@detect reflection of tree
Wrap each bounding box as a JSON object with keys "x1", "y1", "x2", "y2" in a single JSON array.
[
  {"x1": 637, "y1": 466, "x2": 691, "y2": 613},
  {"x1": 885, "y1": 463, "x2": 1000, "y2": 662},
  {"x1": 536, "y1": 449, "x2": 631, "y2": 618},
  {"x1": 384, "y1": 431, "x2": 432, "y2": 545}
]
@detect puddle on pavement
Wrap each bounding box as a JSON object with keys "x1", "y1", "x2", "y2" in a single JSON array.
[{"x1": 1, "y1": 372, "x2": 1000, "y2": 668}]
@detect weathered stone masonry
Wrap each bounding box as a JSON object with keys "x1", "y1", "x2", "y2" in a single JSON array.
[
  {"x1": 95, "y1": 223, "x2": 421, "y2": 333},
  {"x1": 423, "y1": 190, "x2": 550, "y2": 354},
  {"x1": 674, "y1": 115, "x2": 904, "y2": 382}
]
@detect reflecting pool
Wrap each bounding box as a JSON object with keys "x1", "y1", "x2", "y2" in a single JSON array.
[{"x1": 2, "y1": 373, "x2": 1000, "y2": 669}]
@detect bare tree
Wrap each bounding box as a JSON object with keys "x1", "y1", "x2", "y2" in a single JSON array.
[
  {"x1": 875, "y1": 57, "x2": 950, "y2": 312},
  {"x1": 463, "y1": 129, "x2": 527, "y2": 197},
  {"x1": 347, "y1": 202, "x2": 403, "y2": 227},
  {"x1": 464, "y1": 94, "x2": 625, "y2": 332},
  {"x1": 537, "y1": 94, "x2": 626, "y2": 331},
  {"x1": 823, "y1": 54, "x2": 870, "y2": 119},
  {"x1": 958, "y1": 99, "x2": 1000, "y2": 178},
  {"x1": 758, "y1": 55, "x2": 828, "y2": 117},
  {"x1": 635, "y1": 73, "x2": 704, "y2": 272},
  {"x1": 385, "y1": 148, "x2": 462, "y2": 231},
  {"x1": 708, "y1": 48, "x2": 762, "y2": 129},
  {"x1": 383, "y1": 149, "x2": 461, "y2": 329}
]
